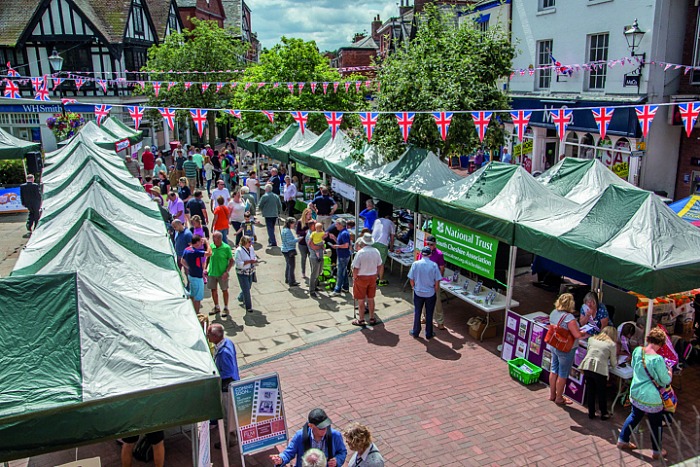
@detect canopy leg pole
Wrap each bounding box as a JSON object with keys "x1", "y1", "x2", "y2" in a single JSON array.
[
  {"x1": 191, "y1": 423, "x2": 198, "y2": 467},
  {"x1": 645, "y1": 299, "x2": 654, "y2": 337},
  {"x1": 22, "y1": 156, "x2": 27, "y2": 178},
  {"x1": 323, "y1": 172, "x2": 327, "y2": 185},
  {"x1": 505, "y1": 245, "x2": 517, "y2": 310},
  {"x1": 355, "y1": 189, "x2": 360, "y2": 235}
]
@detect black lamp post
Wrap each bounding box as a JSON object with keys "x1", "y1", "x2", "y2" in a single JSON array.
[
  {"x1": 624, "y1": 19, "x2": 646, "y2": 92},
  {"x1": 48, "y1": 47, "x2": 65, "y2": 114}
]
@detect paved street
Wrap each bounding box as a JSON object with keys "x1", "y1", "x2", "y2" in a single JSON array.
[{"x1": 3, "y1": 211, "x2": 699, "y2": 466}]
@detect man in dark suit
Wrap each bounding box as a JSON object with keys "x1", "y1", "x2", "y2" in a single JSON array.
[{"x1": 19, "y1": 174, "x2": 42, "y2": 236}]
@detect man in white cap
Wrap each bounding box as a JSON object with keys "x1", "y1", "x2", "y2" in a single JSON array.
[
  {"x1": 350, "y1": 233, "x2": 383, "y2": 326},
  {"x1": 271, "y1": 408, "x2": 347, "y2": 467}
]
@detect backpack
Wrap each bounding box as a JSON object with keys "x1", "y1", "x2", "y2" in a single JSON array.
[
  {"x1": 301, "y1": 423, "x2": 334, "y2": 461},
  {"x1": 544, "y1": 314, "x2": 575, "y2": 353}
]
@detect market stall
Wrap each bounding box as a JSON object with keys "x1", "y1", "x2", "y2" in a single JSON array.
[
  {"x1": 669, "y1": 194, "x2": 700, "y2": 226},
  {"x1": 0, "y1": 125, "x2": 40, "y2": 160}
]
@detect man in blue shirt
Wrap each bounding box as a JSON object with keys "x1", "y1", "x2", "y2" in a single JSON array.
[
  {"x1": 271, "y1": 408, "x2": 347, "y2": 467},
  {"x1": 407, "y1": 247, "x2": 443, "y2": 339},
  {"x1": 331, "y1": 219, "x2": 351, "y2": 296},
  {"x1": 359, "y1": 199, "x2": 377, "y2": 232},
  {"x1": 181, "y1": 234, "x2": 212, "y2": 314},
  {"x1": 311, "y1": 188, "x2": 337, "y2": 230},
  {"x1": 172, "y1": 219, "x2": 193, "y2": 269},
  {"x1": 269, "y1": 167, "x2": 283, "y2": 196},
  {"x1": 206, "y1": 323, "x2": 239, "y2": 390}
]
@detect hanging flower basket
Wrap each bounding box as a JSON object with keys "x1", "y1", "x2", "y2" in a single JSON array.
[{"x1": 46, "y1": 112, "x2": 85, "y2": 142}]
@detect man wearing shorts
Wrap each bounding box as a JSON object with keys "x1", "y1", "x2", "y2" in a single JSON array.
[
  {"x1": 121, "y1": 431, "x2": 165, "y2": 467},
  {"x1": 208, "y1": 231, "x2": 234, "y2": 317},
  {"x1": 371, "y1": 210, "x2": 396, "y2": 286},
  {"x1": 351, "y1": 233, "x2": 383, "y2": 326},
  {"x1": 181, "y1": 234, "x2": 212, "y2": 314}
]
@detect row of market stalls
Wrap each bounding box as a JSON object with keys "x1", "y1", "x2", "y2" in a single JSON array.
[
  {"x1": 0, "y1": 119, "x2": 222, "y2": 462},
  {"x1": 240, "y1": 124, "x2": 700, "y2": 313}
]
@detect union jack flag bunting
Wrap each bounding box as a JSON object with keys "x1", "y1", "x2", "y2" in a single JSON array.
[
  {"x1": 3, "y1": 79, "x2": 20, "y2": 99},
  {"x1": 94, "y1": 105, "x2": 112, "y2": 126},
  {"x1": 291, "y1": 111, "x2": 309, "y2": 135},
  {"x1": 344, "y1": 82, "x2": 351, "y2": 93},
  {"x1": 30, "y1": 77, "x2": 44, "y2": 92},
  {"x1": 365, "y1": 80, "x2": 372, "y2": 90},
  {"x1": 550, "y1": 108, "x2": 573, "y2": 142},
  {"x1": 333, "y1": 82, "x2": 339, "y2": 93},
  {"x1": 159, "y1": 108, "x2": 177, "y2": 132},
  {"x1": 190, "y1": 109, "x2": 208, "y2": 137},
  {"x1": 61, "y1": 98, "x2": 77, "y2": 105},
  {"x1": 34, "y1": 84, "x2": 50, "y2": 101},
  {"x1": 231, "y1": 82, "x2": 238, "y2": 89},
  {"x1": 152, "y1": 81, "x2": 161, "y2": 97},
  {"x1": 355, "y1": 81, "x2": 362, "y2": 93},
  {"x1": 127, "y1": 106, "x2": 145, "y2": 130},
  {"x1": 322, "y1": 82, "x2": 329, "y2": 95},
  {"x1": 287, "y1": 83, "x2": 295, "y2": 94},
  {"x1": 591, "y1": 107, "x2": 614, "y2": 140},
  {"x1": 52, "y1": 77, "x2": 65, "y2": 90},
  {"x1": 75, "y1": 78, "x2": 85, "y2": 90},
  {"x1": 273, "y1": 82, "x2": 280, "y2": 88},
  {"x1": 261, "y1": 111, "x2": 275, "y2": 123},
  {"x1": 678, "y1": 102, "x2": 700, "y2": 137},
  {"x1": 257, "y1": 82, "x2": 266, "y2": 90},
  {"x1": 324, "y1": 112, "x2": 344, "y2": 139},
  {"x1": 310, "y1": 82, "x2": 317, "y2": 94},
  {"x1": 224, "y1": 109, "x2": 242, "y2": 119},
  {"x1": 635, "y1": 105, "x2": 658, "y2": 138},
  {"x1": 96, "y1": 78, "x2": 107, "y2": 93},
  {"x1": 510, "y1": 111, "x2": 532, "y2": 143},
  {"x1": 184, "y1": 82, "x2": 192, "y2": 91},
  {"x1": 6, "y1": 62, "x2": 20, "y2": 77},
  {"x1": 244, "y1": 82, "x2": 253, "y2": 91},
  {"x1": 395, "y1": 112, "x2": 415, "y2": 143},
  {"x1": 471, "y1": 111, "x2": 493, "y2": 142},
  {"x1": 432, "y1": 112, "x2": 453, "y2": 141},
  {"x1": 216, "y1": 82, "x2": 224, "y2": 92},
  {"x1": 201, "y1": 82, "x2": 210, "y2": 92},
  {"x1": 298, "y1": 82, "x2": 304, "y2": 94},
  {"x1": 359, "y1": 112, "x2": 379, "y2": 142},
  {"x1": 167, "y1": 82, "x2": 176, "y2": 91}
]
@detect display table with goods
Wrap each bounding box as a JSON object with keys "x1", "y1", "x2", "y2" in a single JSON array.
[
  {"x1": 442, "y1": 267, "x2": 519, "y2": 341},
  {"x1": 501, "y1": 311, "x2": 638, "y2": 406}
]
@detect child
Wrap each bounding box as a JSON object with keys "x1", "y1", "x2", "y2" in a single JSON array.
[
  {"x1": 309, "y1": 223, "x2": 325, "y2": 260},
  {"x1": 190, "y1": 215, "x2": 209, "y2": 283},
  {"x1": 239, "y1": 212, "x2": 256, "y2": 242},
  {"x1": 142, "y1": 176, "x2": 153, "y2": 193}
]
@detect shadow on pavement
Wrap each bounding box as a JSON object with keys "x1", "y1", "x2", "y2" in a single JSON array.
[
  {"x1": 360, "y1": 323, "x2": 400, "y2": 347},
  {"x1": 243, "y1": 310, "x2": 270, "y2": 327}
]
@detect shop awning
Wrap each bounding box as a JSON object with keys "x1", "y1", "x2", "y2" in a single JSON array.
[
  {"x1": 419, "y1": 162, "x2": 579, "y2": 243},
  {"x1": 515, "y1": 184, "x2": 700, "y2": 297},
  {"x1": 669, "y1": 195, "x2": 700, "y2": 226},
  {"x1": 0, "y1": 126, "x2": 40, "y2": 160},
  {"x1": 356, "y1": 146, "x2": 461, "y2": 210},
  {"x1": 537, "y1": 157, "x2": 636, "y2": 204}
]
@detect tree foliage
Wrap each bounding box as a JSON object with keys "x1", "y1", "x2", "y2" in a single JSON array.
[
  {"x1": 372, "y1": 5, "x2": 515, "y2": 160},
  {"x1": 226, "y1": 37, "x2": 368, "y2": 141},
  {"x1": 141, "y1": 19, "x2": 249, "y2": 145}
]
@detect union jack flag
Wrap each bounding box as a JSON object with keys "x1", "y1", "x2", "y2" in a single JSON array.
[
  {"x1": 94, "y1": 104, "x2": 112, "y2": 126},
  {"x1": 550, "y1": 108, "x2": 573, "y2": 142},
  {"x1": 678, "y1": 102, "x2": 700, "y2": 138},
  {"x1": 591, "y1": 108, "x2": 614, "y2": 140},
  {"x1": 159, "y1": 108, "x2": 176, "y2": 132},
  {"x1": 359, "y1": 112, "x2": 379, "y2": 142},
  {"x1": 322, "y1": 82, "x2": 329, "y2": 95},
  {"x1": 6, "y1": 62, "x2": 20, "y2": 77},
  {"x1": 95, "y1": 78, "x2": 107, "y2": 93},
  {"x1": 244, "y1": 82, "x2": 252, "y2": 91},
  {"x1": 333, "y1": 82, "x2": 339, "y2": 93},
  {"x1": 395, "y1": 112, "x2": 415, "y2": 143},
  {"x1": 3, "y1": 79, "x2": 20, "y2": 99},
  {"x1": 324, "y1": 112, "x2": 344, "y2": 139},
  {"x1": 34, "y1": 83, "x2": 50, "y2": 101},
  {"x1": 75, "y1": 78, "x2": 85, "y2": 90},
  {"x1": 167, "y1": 82, "x2": 176, "y2": 91},
  {"x1": 310, "y1": 82, "x2": 317, "y2": 94},
  {"x1": 184, "y1": 82, "x2": 192, "y2": 91},
  {"x1": 201, "y1": 82, "x2": 210, "y2": 92},
  {"x1": 30, "y1": 77, "x2": 44, "y2": 92},
  {"x1": 432, "y1": 112, "x2": 453, "y2": 141},
  {"x1": 152, "y1": 81, "x2": 161, "y2": 97},
  {"x1": 510, "y1": 111, "x2": 532, "y2": 143},
  {"x1": 61, "y1": 98, "x2": 77, "y2": 105},
  {"x1": 291, "y1": 111, "x2": 309, "y2": 135},
  {"x1": 344, "y1": 82, "x2": 351, "y2": 93},
  {"x1": 287, "y1": 83, "x2": 295, "y2": 94},
  {"x1": 471, "y1": 111, "x2": 493, "y2": 142},
  {"x1": 224, "y1": 109, "x2": 242, "y2": 119},
  {"x1": 298, "y1": 82, "x2": 304, "y2": 94},
  {"x1": 127, "y1": 106, "x2": 145, "y2": 130},
  {"x1": 52, "y1": 77, "x2": 65, "y2": 90},
  {"x1": 190, "y1": 109, "x2": 208, "y2": 137},
  {"x1": 216, "y1": 82, "x2": 224, "y2": 92},
  {"x1": 261, "y1": 110, "x2": 274, "y2": 123},
  {"x1": 635, "y1": 105, "x2": 658, "y2": 138}
]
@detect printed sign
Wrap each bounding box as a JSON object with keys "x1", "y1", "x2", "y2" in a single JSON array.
[
  {"x1": 115, "y1": 138, "x2": 131, "y2": 152},
  {"x1": 197, "y1": 421, "x2": 210, "y2": 467},
  {"x1": 230, "y1": 373, "x2": 288, "y2": 456},
  {"x1": 0, "y1": 187, "x2": 27, "y2": 213},
  {"x1": 433, "y1": 218, "x2": 498, "y2": 279},
  {"x1": 331, "y1": 178, "x2": 355, "y2": 200}
]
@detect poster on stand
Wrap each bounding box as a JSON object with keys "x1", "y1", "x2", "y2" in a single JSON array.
[
  {"x1": 501, "y1": 311, "x2": 530, "y2": 361},
  {"x1": 230, "y1": 373, "x2": 288, "y2": 458},
  {"x1": 0, "y1": 187, "x2": 27, "y2": 213}
]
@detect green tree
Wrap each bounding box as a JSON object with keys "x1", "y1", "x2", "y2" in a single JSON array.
[
  {"x1": 141, "y1": 19, "x2": 249, "y2": 146},
  {"x1": 372, "y1": 5, "x2": 515, "y2": 160},
  {"x1": 226, "y1": 37, "x2": 368, "y2": 141}
]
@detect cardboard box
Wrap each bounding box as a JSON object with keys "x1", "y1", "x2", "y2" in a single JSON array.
[{"x1": 468, "y1": 318, "x2": 498, "y2": 340}]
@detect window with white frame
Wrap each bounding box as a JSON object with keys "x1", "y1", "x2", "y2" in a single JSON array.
[
  {"x1": 692, "y1": 10, "x2": 700, "y2": 85},
  {"x1": 539, "y1": 0, "x2": 555, "y2": 11},
  {"x1": 587, "y1": 33, "x2": 609, "y2": 90},
  {"x1": 536, "y1": 40, "x2": 553, "y2": 90}
]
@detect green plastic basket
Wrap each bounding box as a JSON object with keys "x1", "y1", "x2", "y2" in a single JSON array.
[{"x1": 507, "y1": 358, "x2": 542, "y2": 385}]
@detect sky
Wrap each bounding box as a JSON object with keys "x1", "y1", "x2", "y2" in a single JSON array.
[{"x1": 246, "y1": 0, "x2": 401, "y2": 52}]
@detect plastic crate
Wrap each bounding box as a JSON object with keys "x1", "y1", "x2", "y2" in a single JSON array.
[{"x1": 508, "y1": 358, "x2": 543, "y2": 385}]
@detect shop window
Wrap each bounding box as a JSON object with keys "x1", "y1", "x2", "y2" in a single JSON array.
[
  {"x1": 587, "y1": 33, "x2": 609, "y2": 90},
  {"x1": 580, "y1": 133, "x2": 595, "y2": 159},
  {"x1": 132, "y1": 0, "x2": 145, "y2": 36},
  {"x1": 565, "y1": 132, "x2": 579, "y2": 158},
  {"x1": 536, "y1": 40, "x2": 553, "y2": 90},
  {"x1": 539, "y1": 0, "x2": 555, "y2": 10}
]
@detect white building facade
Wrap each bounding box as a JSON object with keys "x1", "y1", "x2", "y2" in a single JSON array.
[{"x1": 508, "y1": 0, "x2": 686, "y2": 196}]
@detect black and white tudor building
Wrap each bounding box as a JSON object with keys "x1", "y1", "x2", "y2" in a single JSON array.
[{"x1": 0, "y1": 0, "x2": 182, "y2": 150}]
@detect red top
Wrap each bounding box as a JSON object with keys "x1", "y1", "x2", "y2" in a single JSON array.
[
  {"x1": 213, "y1": 205, "x2": 230, "y2": 231},
  {"x1": 142, "y1": 150, "x2": 155, "y2": 170}
]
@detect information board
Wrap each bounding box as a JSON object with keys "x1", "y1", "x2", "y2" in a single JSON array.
[
  {"x1": 501, "y1": 310, "x2": 531, "y2": 361},
  {"x1": 0, "y1": 187, "x2": 27, "y2": 213},
  {"x1": 433, "y1": 218, "x2": 498, "y2": 279},
  {"x1": 230, "y1": 373, "x2": 288, "y2": 457}
]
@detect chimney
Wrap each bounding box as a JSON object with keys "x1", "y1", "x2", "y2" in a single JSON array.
[{"x1": 371, "y1": 15, "x2": 382, "y2": 41}]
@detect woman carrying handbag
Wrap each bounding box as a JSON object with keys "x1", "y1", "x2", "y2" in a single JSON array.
[
  {"x1": 579, "y1": 326, "x2": 617, "y2": 419},
  {"x1": 617, "y1": 327, "x2": 674, "y2": 460}
]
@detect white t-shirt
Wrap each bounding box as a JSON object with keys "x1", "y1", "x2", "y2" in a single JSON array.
[
  {"x1": 372, "y1": 218, "x2": 396, "y2": 246},
  {"x1": 283, "y1": 183, "x2": 297, "y2": 201},
  {"x1": 210, "y1": 188, "x2": 230, "y2": 206},
  {"x1": 246, "y1": 177, "x2": 260, "y2": 195},
  {"x1": 228, "y1": 199, "x2": 247, "y2": 222},
  {"x1": 352, "y1": 246, "x2": 383, "y2": 276}
]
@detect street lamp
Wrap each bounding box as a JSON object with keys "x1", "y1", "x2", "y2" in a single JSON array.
[
  {"x1": 623, "y1": 19, "x2": 646, "y2": 93},
  {"x1": 48, "y1": 47, "x2": 63, "y2": 72}
]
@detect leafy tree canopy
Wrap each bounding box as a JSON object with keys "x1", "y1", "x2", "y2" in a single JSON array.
[
  {"x1": 141, "y1": 19, "x2": 249, "y2": 145},
  {"x1": 372, "y1": 5, "x2": 515, "y2": 160},
  {"x1": 226, "y1": 37, "x2": 368, "y2": 141}
]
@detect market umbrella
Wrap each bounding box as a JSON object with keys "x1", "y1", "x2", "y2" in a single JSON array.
[
  {"x1": 668, "y1": 194, "x2": 700, "y2": 227},
  {"x1": 258, "y1": 124, "x2": 318, "y2": 164}
]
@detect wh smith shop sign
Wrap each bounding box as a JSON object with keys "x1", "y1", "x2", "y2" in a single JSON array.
[
  {"x1": 0, "y1": 104, "x2": 95, "y2": 113},
  {"x1": 511, "y1": 97, "x2": 643, "y2": 138}
]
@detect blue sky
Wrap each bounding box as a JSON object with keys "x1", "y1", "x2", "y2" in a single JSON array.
[{"x1": 247, "y1": 0, "x2": 400, "y2": 51}]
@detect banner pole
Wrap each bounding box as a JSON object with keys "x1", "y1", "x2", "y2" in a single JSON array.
[
  {"x1": 505, "y1": 245, "x2": 517, "y2": 310},
  {"x1": 645, "y1": 299, "x2": 654, "y2": 337}
]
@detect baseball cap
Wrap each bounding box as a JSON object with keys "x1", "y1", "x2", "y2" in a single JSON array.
[
  {"x1": 426, "y1": 236, "x2": 437, "y2": 244},
  {"x1": 308, "y1": 408, "x2": 332, "y2": 429},
  {"x1": 421, "y1": 246, "x2": 432, "y2": 256}
]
